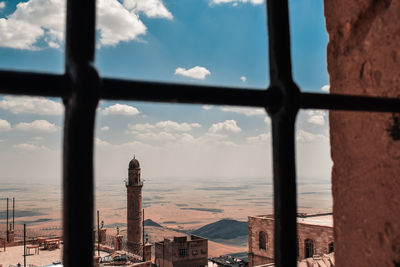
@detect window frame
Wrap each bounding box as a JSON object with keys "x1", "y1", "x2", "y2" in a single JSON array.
[
  {"x1": 1, "y1": 0, "x2": 400, "y2": 266},
  {"x1": 304, "y1": 239, "x2": 314, "y2": 259},
  {"x1": 259, "y1": 231, "x2": 267, "y2": 250}
]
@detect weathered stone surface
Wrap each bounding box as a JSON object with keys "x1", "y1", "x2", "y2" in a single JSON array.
[
  {"x1": 325, "y1": 0, "x2": 400, "y2": 266},
  {"x1": 155, "y1": 235, "x2": 208, "y2": 267},
  {"x1": 248, "y1": 216, "x2": 333, "y2": 266}
]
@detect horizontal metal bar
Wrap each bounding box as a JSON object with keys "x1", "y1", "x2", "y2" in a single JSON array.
[
  {"x1": 2, "y1": 70, "x2": 400, "y2": 113},
  {"x1": 0, "y1": 70, "x2": 68, "y2": 97},
  {"x1": 101, "y1": 78, "x2": 275, "y2": 107},
  {"x1": 301, "y1": 92, "x2": 400, "y2": 113}
]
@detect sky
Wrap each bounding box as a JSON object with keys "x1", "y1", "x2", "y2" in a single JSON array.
[{"x1": 0, "y1": 0, "x2": 332, "y2": 184}]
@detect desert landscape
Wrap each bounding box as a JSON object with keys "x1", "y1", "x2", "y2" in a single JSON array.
[{"x1": 0, "y1": 176, "x2": 332, "y2": 259}]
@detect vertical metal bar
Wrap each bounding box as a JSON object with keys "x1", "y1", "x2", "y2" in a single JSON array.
[
  {"x1": 97, "y1": 210, "x2": 100, "y2": 256},
  {"x1": 63, "y1": 0, "x2": 98, "y2": 266},
  {"x1": 12, "y1": 197, "x2": 14, "y2": 230},
  {"x1": 6, "y1": 198, "x2": 8, "y2": 243},
  {"x1": 267, "y1": 0, "x2": 293, "y2": 83},
  {"x1": 266, "y1": 0, "x2": 299, "y2": 267},
  {"x1": 24, "y1": 224, "x2": 26, "y2": 267},
  {"x1": 271, "y1": 113, "x2": 298, "y2": 267},
  {"x1": 142, "y1": 208, "x2": 145, "y2": 259}
]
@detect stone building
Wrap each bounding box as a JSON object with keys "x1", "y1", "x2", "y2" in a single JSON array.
[
  {"x1": 248, "y1": 214, "x2": 333, "y2": 267},
  {"x1": 155, "y1": 235, "x2": 208, "y2": 267},
  {"x1": 126, "y1": 156, "x2": 143, "y2": 250}
]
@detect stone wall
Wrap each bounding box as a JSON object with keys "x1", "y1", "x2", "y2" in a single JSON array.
[
  {"x1": 248, "y1": 216, "x2": 274, "y2": 267},
  {"x1": 324, "y1": 0, "x2": 400, "y2": 266},
  {"x1": 155, "y1": 236, "x2": 208, "y2": 267},
  {"x1": 248, "y1": 216, "x2": 333, "y2": 266}
]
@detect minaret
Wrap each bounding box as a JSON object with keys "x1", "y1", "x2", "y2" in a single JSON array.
[{"x1": 126, "y1": 156, "x2": 143, "y2": 250}]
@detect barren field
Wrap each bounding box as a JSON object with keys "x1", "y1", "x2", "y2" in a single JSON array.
[{"x1": 0, "y1": 176, "x2": 332, "y2": 258}]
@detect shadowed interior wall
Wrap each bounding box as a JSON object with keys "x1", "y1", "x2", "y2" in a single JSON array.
[{"x1": 324, "y1": 0, "x2": 400, "y2": 266}]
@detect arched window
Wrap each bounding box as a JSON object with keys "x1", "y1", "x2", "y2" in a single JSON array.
[
  {"x1": 259, "y1": 231, "x2": 267, "y2": 250},
  {"x1": 329, "y1": 242, "x2": 334, "y2": 253},
  {"x1": 304, "y1": 239, "x2": 314, "y2": 258}
]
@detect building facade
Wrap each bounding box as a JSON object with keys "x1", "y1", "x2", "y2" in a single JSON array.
[
  {"x1": 155, "y1": 235, "x2": 208, "y2": 267},
  {"x1": 248, "y1": 214, "x2": 334, "y2": 267},
  {"x1": 126, "y1": 156, "x2": 143, "y2": 250}
]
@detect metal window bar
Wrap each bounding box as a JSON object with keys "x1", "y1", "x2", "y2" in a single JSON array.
[{"x1": 0, "y1": 0, "x2": 399, "y2": 266}]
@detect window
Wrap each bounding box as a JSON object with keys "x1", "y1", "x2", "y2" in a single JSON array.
[
  {"x1": 259, "y1": 231, "x2": 267, "y2": 250},
  {"x1": 304, "y1": 239, "x2": 314, "y2": 258},
  {"x1": 329, "y1": 242, "x2": 334, "y2": 253},
  {"x1": 192, "y1": 250, "x2": 198, "y2": 256},
  {"x1": 0, "y1": 1, "x2": 397, "y2": 266},
  {"x1": 179, "y1": 248, "x2": 187, "y2": 257}
]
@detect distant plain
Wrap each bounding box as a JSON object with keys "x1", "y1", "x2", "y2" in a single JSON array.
[{"x1": 0, "y1": 176, "x2": 332, "y2": 255}]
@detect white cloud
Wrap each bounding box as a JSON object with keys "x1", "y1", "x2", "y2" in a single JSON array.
[
  {"x1": 175, "y1": 66, "x2": 211, "y2": 80},
  {"x1": 123, "y1": 0, "x2": 172, "y2": 19},
  {"x1": 15, "y1": 120, "x2": 58, "y2": 133},
  {"x1": 202, "y1": 105, "x2": 214, "y2": 110},
  {"x1": 240, "y1": 76, "x2": 247, "y2": 82},
  {"x1": 0, "y1": 119, "x2": 11, "y2": 131},
  {"x1": 210, "y1": 0, "x2": 264, "y2": 5},
  {"x1": 136, "y1": 131, "x2": 177, "y2": 141},
  {"x1": 102, "y1": 104, "x2": 140, "y2": 115},
  {"x1": 95, "y1": 137, "x2": 111, "y2": 147},
  {"x1": 264, "y1": 116, "x2": 271, "y2": 125},
  {"x1": 306, "y1": 110, "x2": 325, "y2": 125},
  {"x1": 321, "y1": 85, "x2": 330, "y2": 92},
  {"x1": 0, "y1": 0, "x2": 64, "y2": 50},
  {"x1": 101, "y1": 126, "x2": 110, "y2": 132},
  {"x1": 13, "y1": 143, "x2": 49, "y2": 151},
  {"x1": 0, "y1": 96, "x2": 63, "y2": 115},
  {"x1": 155, "y1": 121, "x2": 201, "y2": 131},
  {"x1": 130, "y1": 131, "x2": 199, "y2": 143},
  {"x1": 296, "y1": 129, "x2": 326, "y2": 143},
  {"x1": 246, "y1": 133, "x2": 271, "y2": 144},
  {"x1": 0, "y1": 2, "x2": 6, "y2": 9},
  {"x1": 97, "y1": 0, "x2": 147, "y2": 46},
  {"x1": 220, "y1": 106, "x2": 265, "y2": 116},
  {"x1": 128, "y1": 121, "x2": 203, "y2": 144},
  {"x1": 208, "y1": 120, "x2": 241, "y2": 134},
  {"x1": 129, "y1": 120, "x2": 201, "y2": 132},
  {"x1": 0, "y1": 0, "x2": 172, "y2": 50}
]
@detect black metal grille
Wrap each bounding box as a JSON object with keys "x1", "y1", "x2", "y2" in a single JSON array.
[{"x1": 0, "y1": 0, "x2": 399, "y2": 266}]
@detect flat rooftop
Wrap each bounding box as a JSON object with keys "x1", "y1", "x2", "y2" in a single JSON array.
[
  {"x1": 0, "y1": 245, "x2": 108, "y2": 267},
  {"x1": 250, "y1": 213, "x2": 333, "y2": 228},
  {"x1": 297, "y1": 214, "x2": 333, "y2": 227}
]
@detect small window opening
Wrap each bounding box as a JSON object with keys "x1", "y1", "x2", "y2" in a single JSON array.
[
  {"x1": 259, "y1": 231, "x2": 267, "y2": 250},
  {"x1": 329, "y1": 242, "x2": 334, "y2": 253},
  {"x1": 305, "y1": 239, "x2": 314, "y2": 258},
  {"x1": 297, "y1": 237, "x2": 299, "y2": 259},
  {"x1": 179, "y1": 248, "x2": 187, "y2": 257}
]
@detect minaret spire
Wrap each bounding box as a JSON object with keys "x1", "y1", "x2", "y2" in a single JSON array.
[{"x1": 126, "y1": 155, "x2": 143, "y2": 252}]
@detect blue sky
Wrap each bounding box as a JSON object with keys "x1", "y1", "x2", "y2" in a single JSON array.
[{"x1": 0, "y1": 0, "x2": 332, "y2": 183}]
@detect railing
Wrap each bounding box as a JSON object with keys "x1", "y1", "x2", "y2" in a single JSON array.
[
  {"x1": 94, "y1": 233, "x2": 143, "y2": 260},
  {"x1": 104, "y1": 234, "x2": 115, "y2": 248},
  {"x1": 0, "y1": 228, "x2": 61, "y2": 241},
  {"x1": 121, "y1": 240, "x2": 143, "y2": 259}
]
